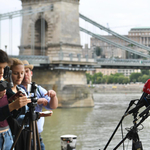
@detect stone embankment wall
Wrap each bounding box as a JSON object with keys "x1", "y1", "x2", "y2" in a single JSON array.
[{"x1": 89, "y1": 83, "x2": 144, "y2": 94}]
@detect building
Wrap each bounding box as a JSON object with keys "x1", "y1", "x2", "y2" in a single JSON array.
[
  {"x1": 88, "y1": 27, "x2": 150, "y2": 59},
  {"x1": 84, "y1": 27, "x2": 150, "y2": 76}
]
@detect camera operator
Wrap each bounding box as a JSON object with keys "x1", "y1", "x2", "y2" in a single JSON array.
[
  {"x1": 0, "y1": 50, "x2": 31, "y2": 150},
  {"x1": 19, "y1": 60, "x2": 58, "y2": 150},
  {"x1": 6, "y1": 58, "x2": 30, "y2": 124}
]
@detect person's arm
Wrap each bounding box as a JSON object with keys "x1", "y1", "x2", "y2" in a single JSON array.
[
  {"x1": 8, "y1": 96, "x2": 31, "y2": 112},
  {"x1": 45, "y1": 90, "x2": 58, "y2": 109},
  {"x1": 0, "y1": 105, "x2": 11, "y2": 121},
  {"x1": 37, "y1": 86, "x2": 58, "y2": 109},
  {"x1": 0, "y1": 96, "x2": 31, "y2": 121}
]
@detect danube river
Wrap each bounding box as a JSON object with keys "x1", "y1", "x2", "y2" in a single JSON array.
[{"x1": 42, "y1": 93, "x2": 150, "y2": 150}]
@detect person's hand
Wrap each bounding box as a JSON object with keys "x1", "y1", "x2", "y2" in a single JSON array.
[
  {"x1": 13, "y1": 96, "x2": 31, "y2": 109},
  {"x1": 8, "y1": 91, "x2": 25, "y2": 102},
  {"x1": 0, "y1": 90, "x2": 6, "y2": 98},
  {"x1": 37, "y1": 98, "x2": 48, "y2": 106},
  {"x1": 44, "y1": 90, "x2": 56, "y2": 98},
  {"x1": 9, "y1": 96, "x2": 31, "y2": 112}
]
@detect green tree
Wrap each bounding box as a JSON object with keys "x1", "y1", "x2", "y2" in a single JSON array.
[
  {"x1": 101, "y1": 77, "x2": 106, "y2": 83},
  {"x1": 113, "y1": 76, "x2": 118, "y2": 83},
  {"x1": 123, "y1": 77, "x2": 130, "y2": 84},
  {"x1": 86, "y1": 73, "x2": 92, "y2": 84},
  {"x1": 141, "y1": 69, "x2": 149, "y2": 75},
  {"x1": 92, "y1": 72, "x2": 103, "y2": 84},
  {"x1": 130, "y1": 72, "x2": 142, "y2": 82},
  {"x1": 117, "y1": 76, "x2": 125, "y2": 84},
  {"x1": 140, "y1": 75, "x2": 150, "y2": 83},
  {"x1": 107, "y1": 75, "x2": 114, "y2": 84},
  {"x1": 102, "y1": 75, "x2": 109, "y2": 84}
]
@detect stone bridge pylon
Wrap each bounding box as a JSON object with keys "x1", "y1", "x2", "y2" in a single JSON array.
[{"x1": 19, "y1": 0, "x2": 95, "y2": 107}]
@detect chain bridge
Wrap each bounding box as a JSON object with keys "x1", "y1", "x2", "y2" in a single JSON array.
[
  {"x1": 0, "y1": 0, "x2": 150, "y2": 107},
  {"x1": 1, "y1": 4, "x2": 150, "y2": 69}
]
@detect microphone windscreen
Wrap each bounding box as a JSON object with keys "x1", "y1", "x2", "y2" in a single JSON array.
[{"x1": 143, "y1": 79, "x2": 150, "y2": 94}]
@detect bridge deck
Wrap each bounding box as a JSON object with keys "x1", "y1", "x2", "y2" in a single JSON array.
[{"x1": 96, "y1": 58, "x2": 150, "y2": 69}]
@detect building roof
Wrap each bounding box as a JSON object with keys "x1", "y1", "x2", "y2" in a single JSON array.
[{"x1": 130, "y1": 27, "x2": 150, "y2": 30}]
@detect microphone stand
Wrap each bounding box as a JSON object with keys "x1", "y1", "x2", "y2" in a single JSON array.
[
  {"x1": 113, "y1": 110, "x2": 150, "y2": 150},
  {"x1": 103, "y1": 99, "x2": 138, "y2": 150}
]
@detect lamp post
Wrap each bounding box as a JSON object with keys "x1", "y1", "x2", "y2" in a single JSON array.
[
  {"x1": 5, "y1": 45, "x2": 7, "y2": 53},
  {"x1": 59, "y1": 41, "x2": 63, "y2": 60},
  {"x1": 131, "y1": 53, "x2": 133, "y2": 59}
]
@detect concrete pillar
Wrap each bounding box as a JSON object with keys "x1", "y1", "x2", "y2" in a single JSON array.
[{"x1": 33, "y1": 69, "x2": 94, "y2": 108}]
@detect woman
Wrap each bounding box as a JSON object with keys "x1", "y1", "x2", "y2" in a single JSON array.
[
  {"x1": 0, "y1": 50, "x2": 31, "y2": 150},
  {"x1": 7, "y1": 58, "x2": 27, "y2": 96},
  {"x1": 6, "y1": 58, "x2": 30, "y2": 150}
]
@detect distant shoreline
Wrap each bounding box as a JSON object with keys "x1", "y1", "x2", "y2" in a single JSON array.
[{"x1": 89, "y1": 83, "x2": 144, "y2": 94}]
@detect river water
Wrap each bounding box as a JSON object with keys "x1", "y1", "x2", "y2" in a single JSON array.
[{"x1": 41, "y1": 93, "x2": 150, "y2": 150}]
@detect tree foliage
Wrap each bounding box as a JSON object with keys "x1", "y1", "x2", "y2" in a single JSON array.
[
  {"x1": 129, "y1": 73, "x2": 142, "y2": 82},
  {"x1": 86, "y1": 70, "x2": 150, "y2": 84}
]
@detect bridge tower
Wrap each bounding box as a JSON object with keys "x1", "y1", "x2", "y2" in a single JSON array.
[
  {"x1": 19, "y1": 0, "x2": 94, "y2": 107},
  {"x1": 20, "y1": 0, "x2": 81, "y2": 56}
]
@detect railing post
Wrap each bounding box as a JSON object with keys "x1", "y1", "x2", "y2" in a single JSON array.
[
  {"x1": 94, "y1": 53, "x2": 97, "y2": 62},
  {"x1": 77, "y1": 53, "x2": 81, "y2": 61},
  {"x1": 85, "y1": 54, "x2": 88, "y2": 62},
  {"x1": 59, "y1": 51, "x2": 63, "y2": 60},
  {"x1": 59, "y1": 42, "x2": 63, "y2": 60},
  {"x1": 69, "y1": 53, "x2": 73, "y2": 61}
]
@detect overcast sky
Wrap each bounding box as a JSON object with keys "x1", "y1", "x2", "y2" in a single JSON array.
[
  {"x1": 0, "y1": 0, "x2": 150, "y2": 54},
  {"x1": 80, "y1": 0, "x2": 150, "y2": 34}
]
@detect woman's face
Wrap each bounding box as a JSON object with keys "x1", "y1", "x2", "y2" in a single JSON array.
[{"x1": 12, "y1": 65, "x2": 25, "y2": 86}]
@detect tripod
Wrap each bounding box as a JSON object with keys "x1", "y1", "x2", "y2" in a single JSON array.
[
  {"x1": 113, "y1": 111, "x2": 148, "y2": 150},
  {"x1": 102, "y1": 99, "x2": 147, "y2": 150},
  {"x1": 103, "y1": 99, "x2": 138, "y2": 150},
  {"x1": 11, "y1": 82, "x2": 41, "y2": 150},
  {"x1": 10, "y1": 102, "x2": 41, "y2": 150}
]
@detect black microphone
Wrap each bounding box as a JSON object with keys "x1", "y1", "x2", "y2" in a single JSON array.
[
  {"x1": 133, "y1": 105, "x2": 150, "y2": 123},
  {"x1": 125, "y1": 79, "x2": 150, "y2": 116},
  {"x1": 139, "y1": 105, "x2": 150, "y2": 118}
]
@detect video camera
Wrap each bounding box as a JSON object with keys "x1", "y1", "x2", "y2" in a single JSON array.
[
  {"x1": 27, "y1": 82, "x2": 38, "y2": 105},
  {"x1": 0, "y1": 66, "x2": 13, "y2": 91}
]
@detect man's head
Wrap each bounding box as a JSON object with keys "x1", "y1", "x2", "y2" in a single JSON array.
[
  {"x1": 21, "y1": 60, "x2": 34, "y2": 86},
  {"x1": 0, "y1": 49, "x2": 10, "y2": 80}
]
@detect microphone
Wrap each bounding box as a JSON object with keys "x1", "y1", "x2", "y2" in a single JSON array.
[{"x1": 126, "y1": 79, "x2": 150, "y2": 115}]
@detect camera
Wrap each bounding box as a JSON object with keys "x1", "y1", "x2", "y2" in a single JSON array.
[
  {"x1": 0, "y1": 66, "x2": 13, "y2": 91},
  {"x1": 27, "y1": 82, "x2": 38, "y2": 104},
  {"x1": 3, "y1": 66, "x2": 11, "y2": 79}
]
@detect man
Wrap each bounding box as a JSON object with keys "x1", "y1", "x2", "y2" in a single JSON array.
[{"x1": 20, "y1": 60, "x2": 58, "y2": 150}]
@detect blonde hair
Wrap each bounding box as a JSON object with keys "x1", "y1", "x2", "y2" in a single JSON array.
[{"x1": 9, "y1": 58, "x2": 24, "y2": 70}]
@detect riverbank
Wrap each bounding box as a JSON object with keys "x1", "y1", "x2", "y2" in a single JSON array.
[{"x1": 89, "y1": 83, "x2": 144, "y2": 94}]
